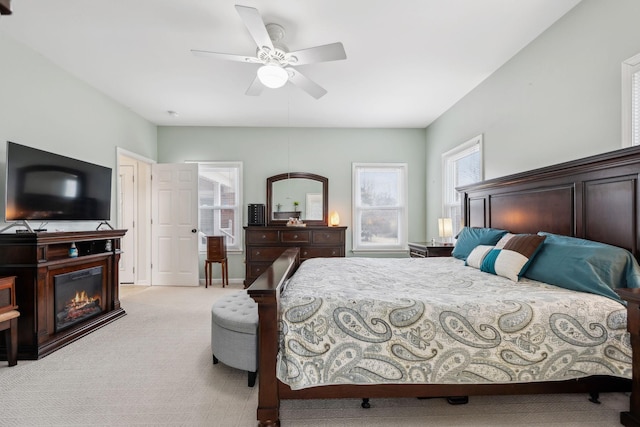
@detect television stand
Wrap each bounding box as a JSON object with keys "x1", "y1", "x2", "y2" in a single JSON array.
[{"x1": 0, "y1": 229, "x2": 127, "y2": 360}]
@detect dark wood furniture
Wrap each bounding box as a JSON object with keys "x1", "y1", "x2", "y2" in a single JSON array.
[
  {"x1": 617, "y1": 288, "x2": 640, "y2": 427},
  {"x1": 244, "y1": 225, "x2": 346, "y2": 287},
  {"x1": 408, "y1": 242, "x2": 453, "y2": 258},
  {"x1": 248, "y1": 145, "x2": 640, "y2": 426},
  {"x1": 0, "y1": 229, "x2": 126, "y2": 360},
  {"x1": 205, "y1": 235, "x2": 228, "y2": 288},
  {"x1": 0, "y1": 276, "x2": 19, "y2": 366},
  {"x1": 266, "y1": 172, "x2": 328, "y2": 226}
]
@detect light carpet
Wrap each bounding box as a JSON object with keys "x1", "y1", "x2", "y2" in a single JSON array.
[{"x1": 0, "y1": 284, "x2": 630, "y2": 426}]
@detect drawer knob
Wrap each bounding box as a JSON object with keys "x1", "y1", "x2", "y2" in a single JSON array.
[
  {"x1": 293, "y1": 234, "x2": 298, "y2": 239},
  {"x1": 303, "y1": 251, "x2": 308, "y2": 256},
  {"x1": 261, "y1": 234, "x2": 266, "y2": 239},
  {"x1": 256, "y1": 251, "x2": 260, "y2": 255},
  {"x1": 325, "y1": 234, "x2": 331, "y2": 238}
]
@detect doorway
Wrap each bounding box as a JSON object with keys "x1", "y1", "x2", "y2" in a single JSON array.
[{"x1": 117, "y1": 148, "x2": 153, "y2": 285}]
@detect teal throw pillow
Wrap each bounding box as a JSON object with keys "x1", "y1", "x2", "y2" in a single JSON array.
[
  {"x1": 451, "y1": 227, "x2": 508, "y2": 261},
  {"x1": 524, "y1": 232, "x2": 640, "y2": 303}
]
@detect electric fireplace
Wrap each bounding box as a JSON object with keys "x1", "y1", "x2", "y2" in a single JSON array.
[{"x1": 54, "y1": 266, "x2": 103, "y2": 332}]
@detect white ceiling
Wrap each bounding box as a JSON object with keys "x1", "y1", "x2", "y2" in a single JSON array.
[{"x1": 0, "y1": 0, "x2": 581, "y2": 128}]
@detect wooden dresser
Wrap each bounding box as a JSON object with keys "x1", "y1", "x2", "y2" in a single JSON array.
[{"x1": 244, "y1": 225, "x2": 347, "y2": 286}]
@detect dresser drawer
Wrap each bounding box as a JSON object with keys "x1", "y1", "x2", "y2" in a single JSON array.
[
  {"x1": 281, "y1": 230, "x2": 310, "y2": 243},
  {"x1": 246, "y1": 230, "x2": 279, "y2": 244},
  {"x1": 244, "y1": 225, "x2": 347, "y2": 287},
  {"x1": 248, "y1": 262, "x2": 272, "y2": 280},
  {"x1": 427, "y1": 246, "x2": 453, "y2": 257},
  {"x1": 409, "y1": 247, "x2": 427, "y2": 258},
  {"x1": 300, "y1": 246, "x2": 344, "y2": 258},
  {"x1": 249, "y1": 247, "x2": 285, "y2": 262},
  {"x1": 312, "y1": 229, "x2": 344, "y2": 245}
]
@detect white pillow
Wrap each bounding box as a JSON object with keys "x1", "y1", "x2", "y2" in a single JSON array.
[{"x1": 465, "y1": 245, "x2": 494, "y2": 269}]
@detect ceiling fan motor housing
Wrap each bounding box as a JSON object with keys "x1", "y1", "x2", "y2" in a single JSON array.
[{"x1": 191, "y1": 5, "x2": 346, "y2": 99}]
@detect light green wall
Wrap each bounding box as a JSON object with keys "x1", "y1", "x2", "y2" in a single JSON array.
[
  {"x1": 0, "y1": 31, "x2": 157, "y2": 230},
  {"x1": 425, "y1": 0, "x2": 640, "y2": 239},
  {"x1": 157, "y1": 126, "x2": 426, "y2": 279},
  {"x1": 7, "y1": 0, "x2": 636, "y2": 282}
]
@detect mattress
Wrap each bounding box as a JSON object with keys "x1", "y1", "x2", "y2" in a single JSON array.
[{"x1": 277, "y1": 257, "x2": 632, "y2": 390}]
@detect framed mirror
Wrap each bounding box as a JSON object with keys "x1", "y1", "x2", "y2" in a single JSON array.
[{"x1": 267, "y1": 172, "x2": 328, "y2": 226}]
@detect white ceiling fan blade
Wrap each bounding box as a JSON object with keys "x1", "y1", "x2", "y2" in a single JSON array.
[
  {"x1": 235, "y1": 5, "x2": 274, "y2": 51},
  {"x1": 191, "y1": 49, "x2": 260, "y2": 63},
  {"x1": 285, "y1": 67, "x2": 327, "y2": 99},
  {"x1": 245, "y1": 75, "x2": 264, "y2": 96},
  {"x1": 288, "y1": 42, "x2": 347, "y2": 66}
]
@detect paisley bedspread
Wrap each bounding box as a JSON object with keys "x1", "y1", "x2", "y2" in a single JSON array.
[{"x1": 277, "y1": 257, "x2": 632, "y2": 390}]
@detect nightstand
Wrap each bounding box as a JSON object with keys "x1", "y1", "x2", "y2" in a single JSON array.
[{"x1": 408, "y1": 242, "x2": 453, "y2": 258}]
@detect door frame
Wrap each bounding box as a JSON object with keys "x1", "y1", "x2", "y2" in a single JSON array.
[{"x1": 116, "y1": 147, "x2": 154, "y2": 285}]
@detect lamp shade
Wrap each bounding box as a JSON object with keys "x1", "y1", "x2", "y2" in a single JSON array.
[
  {"x1": 438, "y1": 217, "x2": 453, "y2": 238},
  {"x1": 257, "y1": 65, "x2": 288, "y2": 88},
  {"x1": 329, "y1": 211, "x2": 340, "y2": 226}
]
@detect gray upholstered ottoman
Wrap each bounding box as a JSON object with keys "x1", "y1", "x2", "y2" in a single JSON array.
[{"x1": 210, "y1": 292, "x2": 259, "y2": 387}]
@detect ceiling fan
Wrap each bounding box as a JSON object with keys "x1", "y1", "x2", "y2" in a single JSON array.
[{"x1": 191, "y1": 4, "x2": 347, "y2": 99}]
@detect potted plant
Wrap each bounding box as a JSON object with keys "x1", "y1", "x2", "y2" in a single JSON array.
[{"x1": 293, "y1": 201, "x2": 299, "y2": 211}]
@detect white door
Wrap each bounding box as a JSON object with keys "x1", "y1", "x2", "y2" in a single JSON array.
[
  {"x1": 151, "y1": 163, "x2": 199, "y2": 286},
  {"x1": 118, "y1": 163, "x2": 136, "y2": 283}
]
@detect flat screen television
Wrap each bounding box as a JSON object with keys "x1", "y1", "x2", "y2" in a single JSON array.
[{"x1": 4, "y1": 141, "x2": 112, "y2": 222}]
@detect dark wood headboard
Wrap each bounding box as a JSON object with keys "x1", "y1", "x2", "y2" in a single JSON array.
[{"x1": 459, "y1": 145, "x2": 640, "y2": 260}]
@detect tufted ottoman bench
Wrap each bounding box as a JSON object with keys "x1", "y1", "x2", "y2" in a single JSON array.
[{"x1": 210, "y1": 291, "x2": 259, "y2": 387}]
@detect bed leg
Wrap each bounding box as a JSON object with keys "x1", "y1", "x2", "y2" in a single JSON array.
[
  {"x1": 589, "y1": 392, "x2": 601, "y2": 404},
  {"x1": 447, "y1": 396, "x2": 469, "y2": 405},
  {"x1": 361, "y1": 398, "x2": 371, "y2": 409}
]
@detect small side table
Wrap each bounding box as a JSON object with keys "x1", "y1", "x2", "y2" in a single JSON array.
[{"x1": 408, "y1": 242, "x2": 453, "y2": 258}]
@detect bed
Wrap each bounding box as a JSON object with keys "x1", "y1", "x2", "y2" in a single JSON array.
[{"x1": 248, "y1": 145, "x2": 640, "y2": 427}]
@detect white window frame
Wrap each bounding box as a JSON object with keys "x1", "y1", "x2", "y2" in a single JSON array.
[
  {"x1": 196, "y1": 161, "x2": 243, "y2": 252},
  {"x1": 352, "y1": 162, "x2": 408, "y2": 252},
  {"x1": 622, "y1": 52, "x2": 640, "y2": 148},
  {"x1": 442, "y1": 135, "x2": 483, "y2": 238}
]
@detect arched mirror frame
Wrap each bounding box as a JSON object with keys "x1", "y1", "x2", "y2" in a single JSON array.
[{"x1": 266, "y1": 172, "x2": 329, "y2": 226}]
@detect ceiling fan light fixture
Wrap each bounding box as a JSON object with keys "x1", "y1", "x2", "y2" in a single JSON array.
[{"x1": 257, "y1": 65, "x2": 288, "y2": 88}]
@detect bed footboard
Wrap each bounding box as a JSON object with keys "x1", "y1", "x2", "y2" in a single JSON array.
[
  {"x1": 247, "y1": 248, "x2": 300, "y2": 427},
  {"x1": 617, "y1": 288, "x2": 640, "y2": 427}
]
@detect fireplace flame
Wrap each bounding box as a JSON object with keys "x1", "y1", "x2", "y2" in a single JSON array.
[
  {"x1": 72, "y1": 291, "x2": 93, "y2": 304},
  {"x1": 71, "y1": 290, "x2": 96, "y2": 307}
]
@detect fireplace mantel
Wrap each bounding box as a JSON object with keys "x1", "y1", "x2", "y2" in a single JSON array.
[{"x1": 0, "y1": 229, "x2": 126, "y2": 360}]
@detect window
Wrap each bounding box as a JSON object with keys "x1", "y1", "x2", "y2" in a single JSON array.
[
  {"x1": 622, "y1": 53, "x2": 640, "y2": 147},
  {"x1": 442, "y1": 135, "x2": 483, "y2": 238},
  {"x1": 197, "y1": 162, "x2": 242, "y2": 252},
  {"x1": 352, "y1": 163, "x2": 408, "y2": 251}
]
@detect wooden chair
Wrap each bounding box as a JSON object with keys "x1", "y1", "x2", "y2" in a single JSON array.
[
  {"x1": 205, "y1": 236, "x2": 228, "y2": 288},
  {"x1": 0, "y1": 276, "x2": 19, "y2": 366}
]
